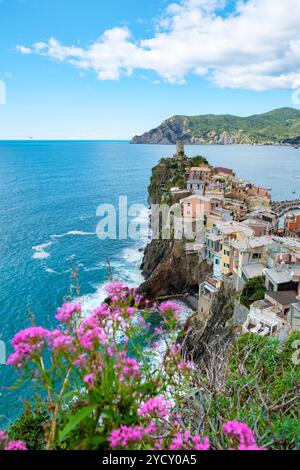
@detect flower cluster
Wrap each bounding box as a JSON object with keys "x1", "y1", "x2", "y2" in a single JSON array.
[
  {"x1": 169, "y1": 431, "x2": 210, "y2": 451},
  {"x1": 0, "y1": 432, "x2": 27, "y2": 451},
  {"x1": 159, "y1": 301, "x2": 182, "y2": 319},
  {"x1": 7, "y1": 282, "x2": 265, "y2": 451},
  {"x1": 7, "y1": 326, "x2": 50, "y2": 367},
  {"x1": 55, "y1": 301, "x2": 81, "y2": 324},
  {"x1": 223, "y1": 421, "x2": 265, "y2": 450},
  {"x1": 138, "y1": 396, "x2": 173, "y2": 418},
  {"x1": 109, "y1": 422, "x2": 157, "y2": 449}
]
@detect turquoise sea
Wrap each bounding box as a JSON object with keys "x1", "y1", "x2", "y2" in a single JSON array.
[{"x1": 0, "y1": 141, "x2": 300, "y2": 425}]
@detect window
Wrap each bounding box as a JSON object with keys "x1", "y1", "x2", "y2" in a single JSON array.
[
  {"x1": 224, "y1": 250, "x2": 230, "y2": 256},
  {"x1": 252, "y1": 253, "x2": 262, "y2": 259},
  {"x1": 224, "y1": 263, "x2": 230, "y2": 269},
  {"x1": 215, "y1": 258, "x2": 220, "y2": 265}
]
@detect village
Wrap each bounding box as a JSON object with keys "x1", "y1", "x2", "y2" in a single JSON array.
[{"x1": 160, "y1": 141, "x2": 300, "y2": 338}]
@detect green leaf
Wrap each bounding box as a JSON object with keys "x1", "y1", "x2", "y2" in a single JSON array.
[{"x1": 59, "y1": 404, "x2": 98, "y2": 442}]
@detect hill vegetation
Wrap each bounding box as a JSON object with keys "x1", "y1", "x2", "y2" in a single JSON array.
[{"x1": 131, "y1": 107, "x2": 300, "y2": 145}]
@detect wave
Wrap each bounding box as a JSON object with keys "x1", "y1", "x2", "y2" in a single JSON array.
[
  {"x1": 51, "y1": 230, "x2": 96, "y2": 239},
  {"x1": 44, "y1": 267, "x2": 57, "y2": 274},
  {"x1": 32, "y1": 241, "x2": 52, "y2": 260},
  {"x1": 32, "y1": 230, "x2": 96, "y2": 261}
]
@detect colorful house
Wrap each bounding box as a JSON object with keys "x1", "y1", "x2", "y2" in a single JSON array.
[{"x1": 285, "y1": 212, "x2": 300, "y2": 238}]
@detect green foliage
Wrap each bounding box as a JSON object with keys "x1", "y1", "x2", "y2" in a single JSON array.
[
  {"x1": 228, "y1": 333, "x2": 300, "y2": 448},
  {"x1": 240, "y1": 276, "x2": 266, "y2": 308},
  {"x1": 188, "y1": 156, "x2": 209, "y2": 166},
  {"x1": 7, "y1": 407, "x2": 49, "y2": 450},
  {"x1": 189, "y1": 332, "x2": 300, "y2": 450}
]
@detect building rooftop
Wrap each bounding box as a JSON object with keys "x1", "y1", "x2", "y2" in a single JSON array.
[
  {"x1": 215, "y1": 221, "x2": 254, "y2": 237},
  {"x1": 242, "y1": 263, "x2": 265, "y2": 279},
  {"x1": 251, "y1": 299, "x2": 272, "y2": 309},
  {"x1": 266, "y1": 290, "x2": 299, "y2": 306},
  {"x1": 180, "y1": 194, "x2": 206, "y2": 202},
  {"x1": 242, "y1": 218, "x2": 270, "y2": 227},
  {"x1": 264, "y1": 268, "x2": 292, "y2": 284},
  {"x1": 232, "y1": 236, "x2": 273, "y2": 251},
  {"x1": 206, "y1": 232, "x2": 223, "y2": 242}
]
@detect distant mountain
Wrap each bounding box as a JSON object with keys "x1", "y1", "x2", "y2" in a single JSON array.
[{"x1": 131, "y1": 107, "x2": 300, "y2": 145}]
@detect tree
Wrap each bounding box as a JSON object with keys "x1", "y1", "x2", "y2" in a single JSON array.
[{"x1": 240, "y1": 276, "x2": 266, "y2": 308}]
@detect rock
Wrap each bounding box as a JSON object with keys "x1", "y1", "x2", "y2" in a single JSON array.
[
  {"x1": 182, "y1": 285, "x2": 236, "y2": 362},
  {"x1": 140, "y1": 239, "x2": 211, "y2": 298}
]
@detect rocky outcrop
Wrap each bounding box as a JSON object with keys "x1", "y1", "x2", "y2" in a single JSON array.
[
  {"x1": 182, "y1": 286, "x2": 236, "y2": 362},
  {"x1": 140, "y1": 239, "x2": 211, "y2": 298}
]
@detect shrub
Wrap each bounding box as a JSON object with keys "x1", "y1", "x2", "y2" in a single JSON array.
[
  {"x1": 7, "y1": 408, "x2": 49, "y2": 450},
  {"x1": 182, "y1": 332, "x2": 300, "y2": 450},
  {"x1": 240, "y1": 276, "x2": 266, "y2": 308}
]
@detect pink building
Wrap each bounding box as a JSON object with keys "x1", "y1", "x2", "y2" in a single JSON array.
[{"x1": 180, "y1": 195, "x2": 222, "y2": 219}]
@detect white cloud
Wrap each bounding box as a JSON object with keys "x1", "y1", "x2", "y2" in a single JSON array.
[
  {"x1": 16, "y1": 45, "x2": 32, "y2": 54},
  {"x1": 16, "y1": 0, "x2": 300, "y2": 90}
]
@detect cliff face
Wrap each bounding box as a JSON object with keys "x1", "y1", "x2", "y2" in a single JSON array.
[
  {"x1": 140, "y1": 239, "x2": 211, "y2": 298},
  {"x1": 131, "y1": 107, "x2": 300, "y2": 145},
  {"x1": 182, "y1": 286, "x2": 236, "y2": 362}
]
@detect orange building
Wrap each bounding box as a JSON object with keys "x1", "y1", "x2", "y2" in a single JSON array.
[{"x1": 285, "y1": 213, "x2": 300, "y2": 238}]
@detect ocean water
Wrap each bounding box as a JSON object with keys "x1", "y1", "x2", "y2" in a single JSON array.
[{"x1": 0, "y1": 141, "x2": 299, "y2": 425}]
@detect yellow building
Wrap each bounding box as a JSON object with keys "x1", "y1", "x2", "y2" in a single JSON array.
[{"x1": 215, "y1": 221, "x2": 254, "y2": 275}]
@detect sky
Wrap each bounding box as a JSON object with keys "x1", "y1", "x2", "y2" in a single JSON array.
[{"x1": 0, "y1": 0, "x2": 300, "y2": 139}]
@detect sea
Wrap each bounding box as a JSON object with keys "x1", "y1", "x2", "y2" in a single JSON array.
[{"x1": 0, "y1": 140, "x2": 299, "y2": 425}]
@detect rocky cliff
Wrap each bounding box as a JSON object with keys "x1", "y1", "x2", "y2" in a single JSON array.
[
  {"x1": 131, "y1": 107, "x2": 300, "y2": 145},
  {"x1": 140, "y1": 239, "x2": 211, "y2": 298}
]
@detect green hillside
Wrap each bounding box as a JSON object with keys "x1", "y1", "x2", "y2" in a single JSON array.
[{"x1": 131, "y1": 107, "x2": 300, "y2": 145}]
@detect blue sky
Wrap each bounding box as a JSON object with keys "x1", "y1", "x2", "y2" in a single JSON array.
[{"x1": 0, "y1": 0, "x2": 299, "y2": 139}]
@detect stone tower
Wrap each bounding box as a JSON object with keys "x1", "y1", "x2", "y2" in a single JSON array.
[{"x1": 174, "y1": 140, "x2": 186, "y2": 160}]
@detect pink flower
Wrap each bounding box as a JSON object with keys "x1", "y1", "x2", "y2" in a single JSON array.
[
  {"x1": 223, "y1": 421, "x2": 264, "y2": 450},
  {"x1": 120, "y1": 357, "x2": 140, "y2": 381},
  {"x1": 109, "y1": 425, "x2": 145, "y2": 448},
  {"x1": 109, "y1": 422, "x2": 156, "y2": 449},
  {"x1": 48, "y1": 330, "x2": 74, "y2": 354},
  {"x1": 7, "y1": 327, "x2": 50, "y2": 367},
  {"x1": 159, "y1": 301, "x2": 182, "y2": 318},
  {"x1": 105, "y1": 282, "x2": 126, "y2": 297},
  {"x1": 5, "y1": 440, "x2": 27, "y2": 451},
  {"x1": 178, "y1": 360, "x2": 193, "y2": 372},
  {"x1": 138, "y1": 396, "x2": 173, "y2": 418},
  {"x1": 92, "y1": 305, "x2": 110, "y2": 320},
  {"x1": 55, "y1": 301, "x2": 81, "y2": 324},
  {"x1": 74, "y1": 353, "x2": 87, "y2": 368},
  {"x1": 126, "y1": 307, "x2": 135, "y2": 318},
  {"x1": 191, "y1": 436, "x2": 210, "y2": 450},
  {"x1": 78, "y1": 327, "x2": 108, "y2": 350},
  {"x1": 169, "y1": 432, "x2": 184, "y2": 450},
  {"x1": 83, "y1": 373, "x2": 96, "y2": 389}
]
